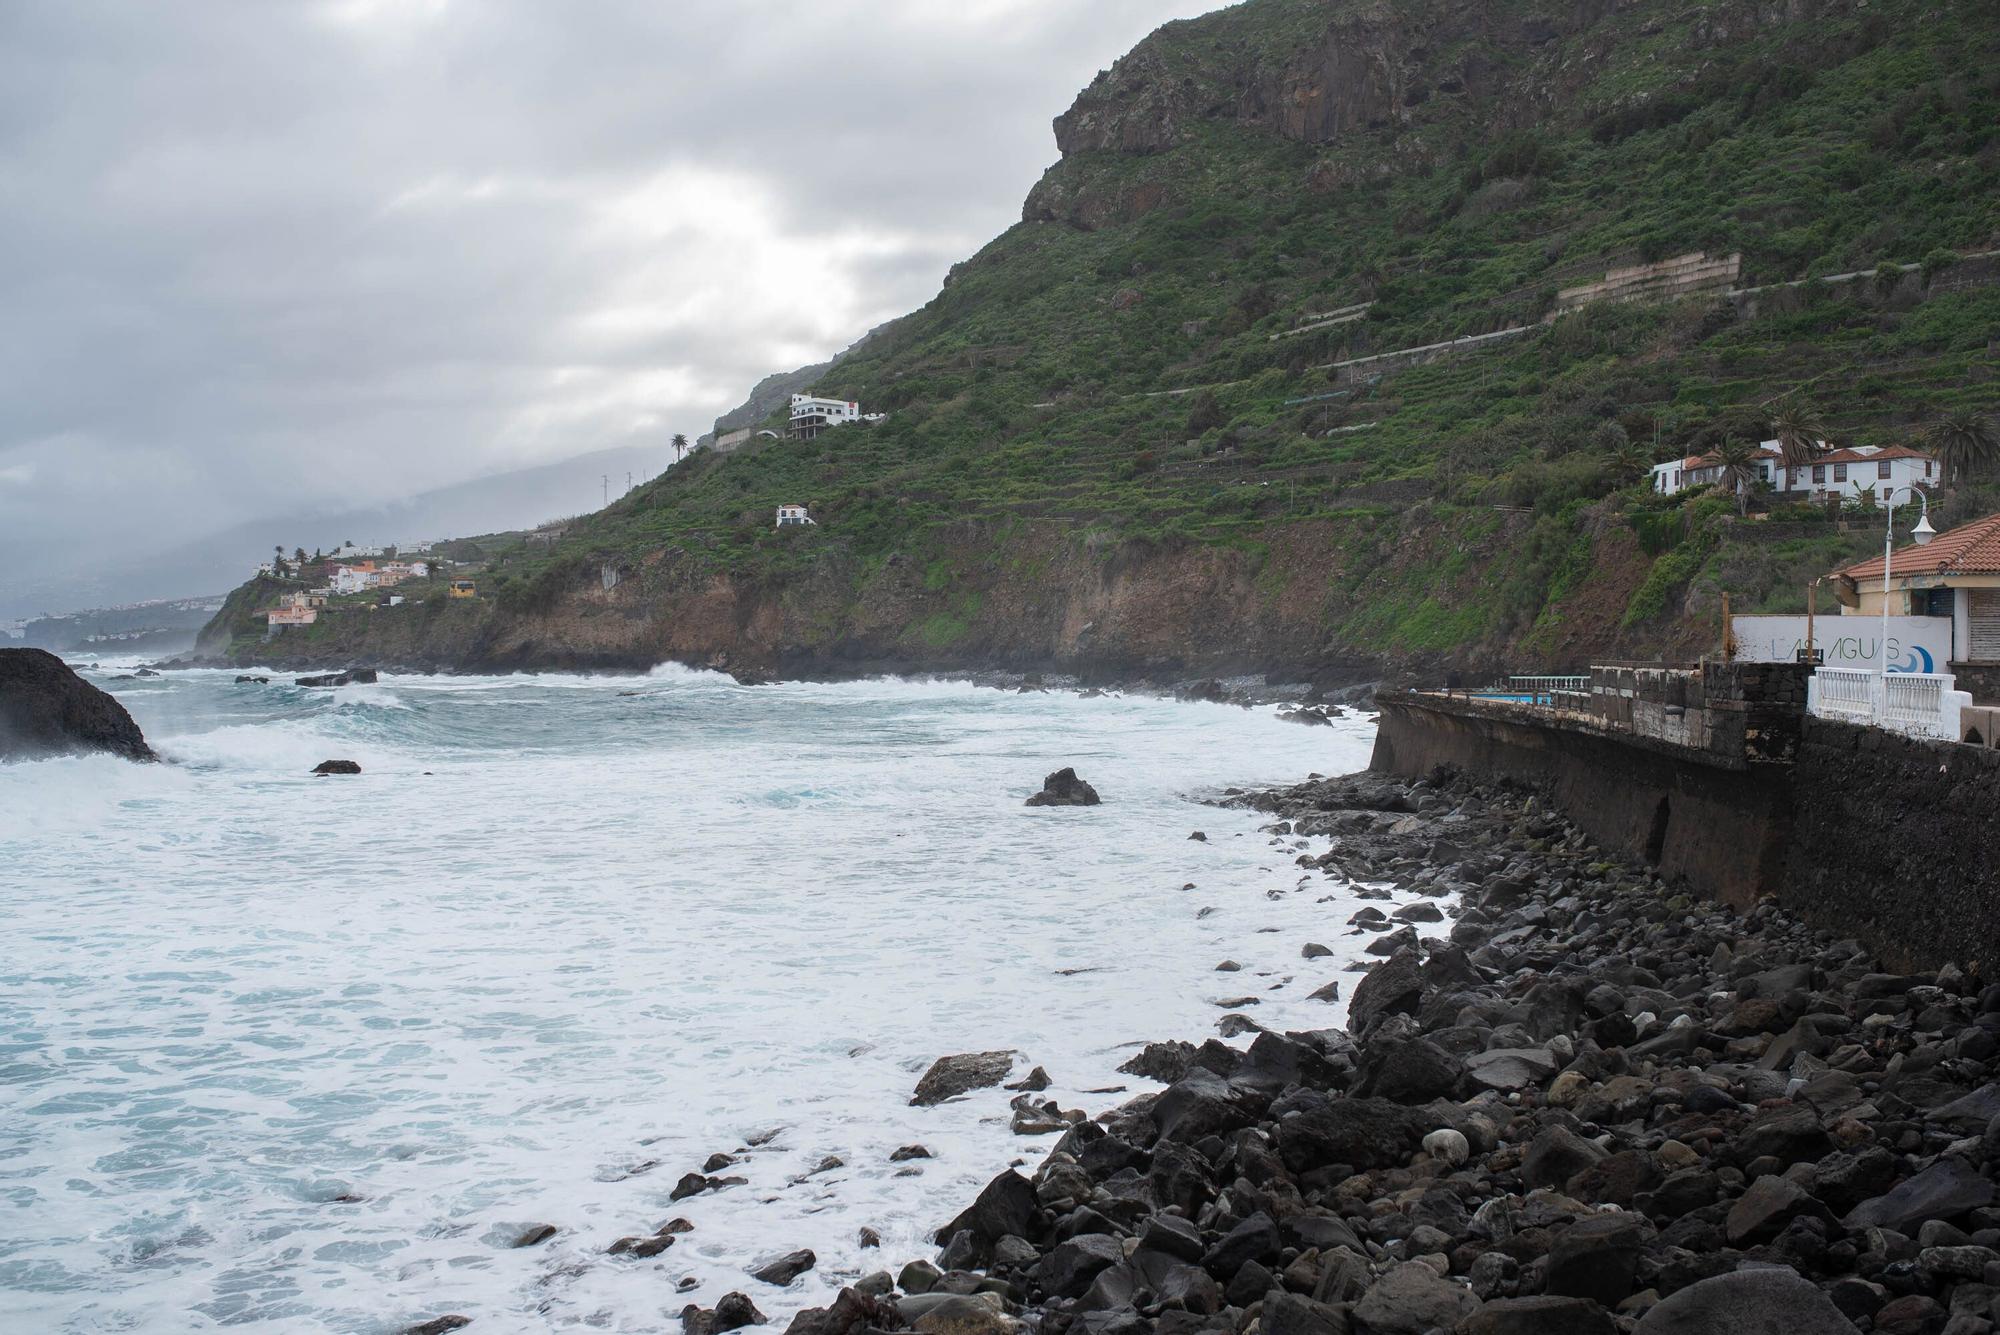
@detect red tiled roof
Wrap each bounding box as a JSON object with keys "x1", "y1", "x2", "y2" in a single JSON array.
[
  {"x1": 1816, "y1": 445, "x2": 1935, "y2": 465},
  {"x1": 1840, "y1": 510, "x2": 2000, "y2": 582}
]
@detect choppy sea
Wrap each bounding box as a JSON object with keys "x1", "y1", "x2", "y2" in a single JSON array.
[{"x1": 0, "y1": 664, "x2": 1380, "y2": 1333}]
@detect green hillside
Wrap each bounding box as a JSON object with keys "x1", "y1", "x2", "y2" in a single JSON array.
[{"x1": 212, "y1": 0, "x2": 2000, "y2": 679}]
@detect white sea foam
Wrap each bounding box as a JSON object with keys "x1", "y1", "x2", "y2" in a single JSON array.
[{"x1": 0, "y1": 669, "x2": 1389, "y2": 1333}]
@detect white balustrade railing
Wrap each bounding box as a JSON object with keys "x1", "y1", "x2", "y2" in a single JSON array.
[
  {"x1": 1507, "y1": 675, "x2": 1590, "y2": 705},
  {"x1": 1809, "y1": 668, "x2": 1970, "y2": 741},
  {"x1": 1810, "y1": 667, "x2": 1878, "y2": 723}
]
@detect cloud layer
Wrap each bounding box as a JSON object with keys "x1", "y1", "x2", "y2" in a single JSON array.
[{"x1": 0, "y1": 0, "x2": 1222, "y2": 613}]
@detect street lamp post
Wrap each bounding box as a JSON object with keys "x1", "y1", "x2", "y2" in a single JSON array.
[{"x1": 1879, "y1": 484, "x2": 1937, "y2": 687}]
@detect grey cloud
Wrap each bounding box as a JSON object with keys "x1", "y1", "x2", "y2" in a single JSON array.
[{"x1": 0, "y1": 0, "x2": 1224, "y2": 617}]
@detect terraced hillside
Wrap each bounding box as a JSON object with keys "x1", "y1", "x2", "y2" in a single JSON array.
[{"x1": 204, "y1": 0, "x2": 2000, "y2": 682}]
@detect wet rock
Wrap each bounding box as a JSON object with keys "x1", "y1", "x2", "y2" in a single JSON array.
[
  {"x1": 1352, "y1": 1261, "x2": 1477, "y2": 1334},
  {"x1": 1117, "y1": 1041, "x2": 1197, "y2": 1083},
  {"x1": 1272, "y1": 1090, "x2": 1429, "y2": 1171},
  {"x1": 1546, "y1": 1213, "x2": 1653, "y2": 1307},
  {"x1": 296, "y1": 669, "x2": 378, "y2": 687},
  {"x1": 1726, "y1": 1173, "x2": 1823, "y2": 1244},
  {"x1": 905, "y1": 1293, "x2": 1019, "y2": 1335},
  {"x1": 313, "y1": 759, "x2": 362, "y2": 775},
  {"x1": 934, "y1": 1170, "x2": 1038, "y2": 1249},
  {"x1": 890, "y1": 1145, "x2": 934, "y2": 1162},
  {"x1": 858, "y1": 1227, "x2": 881, "y2": 1249},
  {"x1": 1139, "y1": 1213, "x2": 1205, "y2": 1263},
  {"x1": 1464, "y1": 1046, "x2": 1560, "y2": 1093},
  {"x1": 913, "y1": 1052, "x2": 1016, "y2": 1106},
  {"x1": 1030, "y1": 1234, "x2": 1123, "y2": 1298},
  {"x1": 682, "y1": 1292, "x2": 768, "y2": 1335},
  {"x1": 0, "y1": 648, "x2": 155, "y2": 762},
  {"x1": 1025, "y1": 768, "x2": 1100, "y2": 807},
  {"x1": 750, "y1": 1249, "x2": 816, "y2": 1285},
  {"x1": 1346, "y1": 947, "x2": 1424, "y2": 1035},
  {"x1": 1632, "y1": 1269, "x2": 1859, "y2": 1334},
  {"x1": 1199, "y1": 1210, "x2": 1280, "y2": 1279},
  {"x1": 1354, "y1": 1033, "x2": 1465, "y2": 1103},
  {"x1": 1522, "y1": 1127, "x2": 1608, "y2": 1191},
  {"x1": 1261, "y1": 1291, "x2": 1347, "y2": 1335},
  {"x1": 899, "y1": 1259, "x2": 943, "y2": 1294},
  {"x1": 1872, "y1": 1295, "x2": 1948, "y2": 1335},
  {"x1": 402, "y1": 1320, "x2": 471, "y2": 1335},
  {"x1": 235, "y1": 675, "x2": 269, "y2": 684},
  {"x1": 1846, "y1": 1158, "x2": 1996, "y2": 1233},
  {"x1": 1461, "y1": 1295, "x2": 1617, "y2": 1335},
  {"x1": 511, "y1": 1223, "x2": 557, "y2": 1247},
  {"x1": 1005, "y1": 1066, "x2": 1051, "y2": 1092},
  {"x1": 782, "y1": 1288, "x2": 890, "y2": 1335}
]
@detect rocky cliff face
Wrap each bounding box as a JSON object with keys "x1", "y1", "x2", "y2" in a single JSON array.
[
  {"x1": 1027, "y1": 0, "x2": 1851, "y2": 227},
  {"x1": 221, "y1": 512, "x2": 1695, "y2": 686}
]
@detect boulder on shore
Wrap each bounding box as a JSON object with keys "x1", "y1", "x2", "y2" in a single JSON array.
[
  {"x1": 1025, "y1": 768, "x2": 1100, "y2": 807},
  {"x1": 0, "y1": 648, "x2": 155, "y2": 763}
]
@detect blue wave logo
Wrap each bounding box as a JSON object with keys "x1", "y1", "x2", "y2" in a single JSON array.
[{"x1": 1890, "y1": 645, "x2": 1935, "y2": 673}]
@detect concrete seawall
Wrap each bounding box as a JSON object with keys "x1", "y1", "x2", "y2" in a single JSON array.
[
  {"x1": 1372, "y1": 687, "x2": 2000, "y2": 973},
  {"x1": 1369, "y1": 691, "x2": 1791, "y2": 910}
]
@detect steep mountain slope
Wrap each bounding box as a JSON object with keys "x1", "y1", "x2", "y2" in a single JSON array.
[{"x1": 206, "y1": 0, "x2": 2000, "y2": 682}]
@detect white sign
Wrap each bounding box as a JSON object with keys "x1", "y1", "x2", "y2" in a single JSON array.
[{"x1": 1731, "y1": 614, "x2": 1954, "y2": 673}]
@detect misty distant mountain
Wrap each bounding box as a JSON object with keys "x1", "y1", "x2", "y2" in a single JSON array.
[{"x1": 4, "y1": 443, "x2": 670, "y2": 620}]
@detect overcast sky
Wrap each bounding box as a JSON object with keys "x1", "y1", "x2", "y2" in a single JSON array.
[{"x1": 0, "y1": 0, "x2": 1225, "y2": 611}]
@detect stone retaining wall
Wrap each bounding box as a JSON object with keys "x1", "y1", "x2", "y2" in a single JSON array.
[
  {"x1": 1371, "y1": 688, "x2": 1999, "y2": 971},
  {"x1": 1784, "y1": 716, "x2": 2000, "y2": 973}
]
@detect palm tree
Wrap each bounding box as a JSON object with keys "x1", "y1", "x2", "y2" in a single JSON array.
[
  {"x1": 1769, "y1": 400, "x2": 1828, "y2": 469},
  {"x1": 1610, "y1": 444, "x2": 1654, "y2": 485},
  {"x1": 671, "y1": 432, "x2": 689, "y2": 463},
  {"x1": 1712, "y1": 438, "x2": 1762, "y2": 516},
  {"x1": 1927, "y1": 408, "x2": 1999, "y2": 485}
]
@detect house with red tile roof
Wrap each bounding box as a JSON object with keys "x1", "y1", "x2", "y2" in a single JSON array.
[{"x1": 1833, "y1": 510, "x2": 2000, "y2": 677}]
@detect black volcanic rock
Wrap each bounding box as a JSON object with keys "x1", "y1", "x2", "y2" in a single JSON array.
[
  {"x1": 1025, "y1": 767, "x2": 1100, "y2": 807},
  {"x1": 0, "y1": 648, "x2": 155, "y2": 762}
]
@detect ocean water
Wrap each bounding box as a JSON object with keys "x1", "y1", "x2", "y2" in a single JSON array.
[{"x1": 0, "y1": 665, "x2": 1382, "y2": 1334}]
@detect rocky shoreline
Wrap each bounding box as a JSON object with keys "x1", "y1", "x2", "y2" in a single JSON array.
[{"x1": 646, "y1": 764, "x2": 2000, "y2": 1335}]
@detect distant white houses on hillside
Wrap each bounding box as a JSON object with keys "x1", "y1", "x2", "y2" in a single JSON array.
[
  {"x1": 776, "y1": 503, "x2": 815, "y2": 528},
  {"x1": 788, "y1": 393, "x2": 885, "y2": 441},
  {"x1": 1651, "y1": 441, "x2": 1938, "y2": 507}
]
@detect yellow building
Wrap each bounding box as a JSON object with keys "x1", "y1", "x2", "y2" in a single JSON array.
[{"x1": 449, "y1": 578, "x2": 477, "y2": 599}]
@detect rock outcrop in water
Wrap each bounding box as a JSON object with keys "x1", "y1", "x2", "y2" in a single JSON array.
[
  {"x1": 1025, "y1": 769, "x2": 1101, "y2": 808},
  {"x1": 312, "y1": 759, "x2": 362, "y2": 775},
  {"x1": 773, "y1": 765, "x2": 2000, "y2": 1335},
  {"x1": 296, "y1": 669, "x2": 378, "y2": 687},
  {"x1": 912, "y1": 1052, "x2": 1019, "y2": 1107},
  {"x1": 0, "y1": 648, "x2": 155, "y2": 763}
]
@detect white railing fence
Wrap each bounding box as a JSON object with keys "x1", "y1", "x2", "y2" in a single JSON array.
[{"x1": 1809, "y1": 668, "x2": 1970, "y2": 741}]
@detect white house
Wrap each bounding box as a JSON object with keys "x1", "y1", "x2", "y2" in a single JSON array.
[
  {"x1": 776, "y1": 504, "x2": 815, "y2": 528},
  {"x1": 789, "y1": 394, "x2": 860, "y2": 441},
  {"x1": 1651, "y1": 441, "x2": 1937, "y2": 507},
  {"x1": 331, "y1": 565, "x2": 378, "y2": 595}
]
